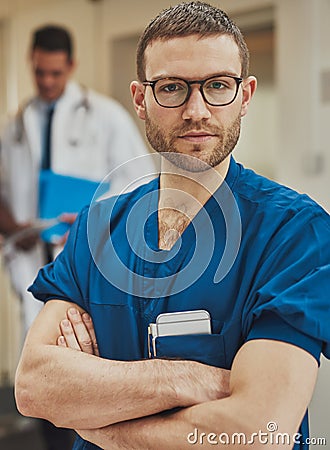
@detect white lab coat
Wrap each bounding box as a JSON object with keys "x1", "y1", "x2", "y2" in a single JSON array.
[{"x1": 0, "y1": 81, "x2": 155, "y2": 334}]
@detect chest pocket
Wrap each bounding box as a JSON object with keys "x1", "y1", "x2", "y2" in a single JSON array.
[
  {"x1": 149, "y1": 317, "x2": 243, "y2": 369},
  {"x1": 90, "y1": 302, "x2": 144, "y2": 361},
  {"x1": 152, "y1": 333, "x2": 226, "y2": 368}
]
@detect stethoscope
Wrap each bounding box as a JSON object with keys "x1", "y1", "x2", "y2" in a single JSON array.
[
  {"x1": 68, "y1": 84, "x2": 91, "y2": 147},
  {"x1": 14, "y1": 84, "x2": 91, "y2": 147}
]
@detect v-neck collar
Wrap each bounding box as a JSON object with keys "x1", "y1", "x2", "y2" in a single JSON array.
[{"x1": 145, "y1": 157, "x2": 239, "y2": 252}]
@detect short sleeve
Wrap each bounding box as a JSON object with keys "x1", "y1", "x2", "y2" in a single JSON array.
[
  {"x1": 242, "y1": 209, "x2": 330, "y2": 363},
  {"x1": 28, "y1": 206, "x2": 90, "y2": 311},
  {"x1": 247, "y1": 312, "x2": 323, "y2": 364}
]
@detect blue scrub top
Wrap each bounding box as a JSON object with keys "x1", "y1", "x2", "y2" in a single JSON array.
[{"x1": 30, "y1": 158, "x2": 330, "y2": 450}]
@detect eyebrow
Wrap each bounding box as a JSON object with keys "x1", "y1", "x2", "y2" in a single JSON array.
[{"x1": 147, "y1": 71, "x2": 241, "y2": 81}]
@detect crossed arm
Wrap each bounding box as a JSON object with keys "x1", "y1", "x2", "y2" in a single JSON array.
[
  {"x1": 15, "y1": 300, "x2": 229, "y2": 430},
  {"x1": 15, "y1": 300, "x2": 318, "y2": 449}
]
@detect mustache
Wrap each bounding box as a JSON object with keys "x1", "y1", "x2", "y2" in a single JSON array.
[{"x1": 173, "y1": 121, "x2": 222, "y2": 136}]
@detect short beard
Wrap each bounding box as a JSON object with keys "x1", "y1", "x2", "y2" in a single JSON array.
[{"x1": 145, "y1": 111, "x2": 241, "y2": 173}]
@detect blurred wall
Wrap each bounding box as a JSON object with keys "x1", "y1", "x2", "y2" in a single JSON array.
[
  {"x1": 276, "y1": 0, "x2": 330, "y2": 211},
  {"x1": 275, "y1": 0, "x2": 330, "y2": 442},
  {"x1": 0, "y1": 253, "x2": 21, "y2": 385}
]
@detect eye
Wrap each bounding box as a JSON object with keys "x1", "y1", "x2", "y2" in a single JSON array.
[
  {"x1": 35, "y1": 69, "x2": 44, "y2": 77},
  {"x1": 52, "y1": 71, "x2": 63, "y2": 78},
  {"x1": 162, "y1": 83, "x2": 184, "y2": 93},
  {"x1": 208, "y1": 81, "x2": 225, "y2": 90},
  {"x1": 156, "y1": 79, "x2": 187, "y2": 95}
]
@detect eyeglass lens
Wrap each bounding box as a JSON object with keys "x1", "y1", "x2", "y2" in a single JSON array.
[{"x1": 153, "y1": 76, "x2": 239, "y2": 107}]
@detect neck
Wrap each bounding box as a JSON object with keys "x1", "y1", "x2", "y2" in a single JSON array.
[
  {"x1": 157, "y1": 155, "x2": 231, "y2": 250},
  {"x1": 159, "y1": 155, "x2": 230, "y2": 212}
]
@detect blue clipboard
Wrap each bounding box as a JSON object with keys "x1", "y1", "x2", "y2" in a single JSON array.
[{"x1": 39, "y1": 170, "x2": 109, "y2": 243}]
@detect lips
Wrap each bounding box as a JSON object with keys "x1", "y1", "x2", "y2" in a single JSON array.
[{"x1": 179, "y1": 131, "x2": 216, "y2": 143}]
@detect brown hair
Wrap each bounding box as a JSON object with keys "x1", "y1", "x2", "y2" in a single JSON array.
[
  {"x1": 32, "y1": 25, "x2": 73, "y2": 61},
  {"x1": 136, "y1": 1, "x2": 250, "y2": 81}
]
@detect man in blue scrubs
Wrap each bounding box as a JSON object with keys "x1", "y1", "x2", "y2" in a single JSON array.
[{"x1": 15, "y1": 2, "x2": 330, "y2": 449}]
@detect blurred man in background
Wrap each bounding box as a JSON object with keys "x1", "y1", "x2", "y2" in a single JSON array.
[
  {"x1": 0, "y1": 24, "x2": 154, "y2": 450},
  {"x1": 0, "y1": 24, "x2": 154, "y2": 334}
]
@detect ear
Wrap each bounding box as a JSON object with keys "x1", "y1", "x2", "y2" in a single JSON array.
[
  {"x1": 68, "y1": 58, "x2": 77, "y2": 74},
  {"x1": 240, "y1": 76, "x2": 257, "y2": 117},
  {"x1": 130, "y1": 81, "x2": 146, "y2": 120}
]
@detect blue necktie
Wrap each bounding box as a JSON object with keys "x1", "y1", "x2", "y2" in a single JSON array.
[
  {"x1": 42, "y1": 104, "x2": 55, "y2": 170},
  {"x1": 42, "y1": 104, "x2": 55, "y2": 263}
]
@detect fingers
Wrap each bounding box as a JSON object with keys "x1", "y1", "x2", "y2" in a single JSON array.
[
  {"x1": 82, "y1": 313, "x2": 99, "y2": 356},
  {"x1": 58, "y1": 308, "x2": 98, "y2": 355},
  {"x1": 57, "y1": 335, "x2": 67, "y2": 347},
  {"x1": 59, "y1": 212, "x2": 78, "y2": 225},
  {"x1": 59, "y1": 317, "x2": 83, "y2": 351},
  {"x1": 67, "y1": 308, "x2": 95, "y2": 354}
]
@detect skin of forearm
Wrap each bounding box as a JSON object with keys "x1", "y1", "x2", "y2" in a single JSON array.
[
  {"x1": 15, "y1": 343, "x2": 229, "y2": 430},
  {"x1": 77, "y1": 393, "x2": 298, "y2": 450},
  {"x1": 76, "y1": 397, "x2": 269, "y2": 450},
  {"x1": 76, "y1": 341, "x2": 318, "y2": 450}
]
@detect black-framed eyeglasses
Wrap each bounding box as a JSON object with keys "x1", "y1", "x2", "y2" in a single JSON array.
[{"x1": 143, "y1": 75, "x2": 243, "y2": 108}]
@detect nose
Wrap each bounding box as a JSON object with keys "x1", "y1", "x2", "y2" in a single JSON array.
[
  {"x1": 38, "y1": 74, "x2": 54, "y2": 89},
  {"x1": 181, "y1": 86, "x2": 211, "y2": 121},
  {"x1": 44, "y1": 75, "x2": 54, "y2": 87}
]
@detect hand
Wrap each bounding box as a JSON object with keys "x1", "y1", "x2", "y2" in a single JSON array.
[
  {"x1": 57, "y1": 309, "x2": 230, "y2": 403},
  {"x1": 57, "y1": 308, "x2": 99, "y2": 356},
  {"x1": 58, "y1": 212, "x2": 78, "y2": 225},
  {"x1": 55, "y1": 213, "x2": 78, "y2": 246},
  {"x1": 13, "y1": 223, "x2": 40, "y2": 251}
]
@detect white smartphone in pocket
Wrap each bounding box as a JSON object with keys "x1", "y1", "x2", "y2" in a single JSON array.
[
  {"x1": 155, "y1": 309, "x2": 211, "y2": 337},
  {"x1": 148, "y1": 310, "x2": 212, "y2": 358}
]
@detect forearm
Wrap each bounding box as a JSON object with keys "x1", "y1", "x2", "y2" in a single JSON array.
[
  {"x1": 77, "y1": 397, "x2": 267, "y2": 450},
  {"x1": 16, "y1": 343, "x2": 229, "y2": 430},
  {"x1": 77, "y1": 340, "x2": 318, "y2": 450},
  {"x1": 16, "y1": 344, "x2": 183, "y2": 428},
  {"x1": 78, "y1": 391, "x2": 303, "y2": 450}
]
